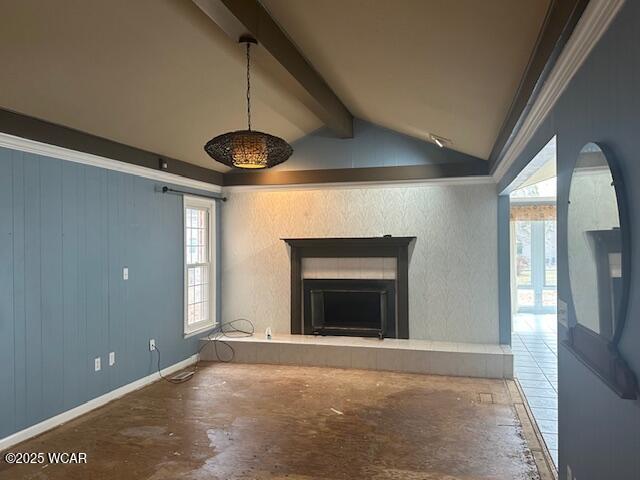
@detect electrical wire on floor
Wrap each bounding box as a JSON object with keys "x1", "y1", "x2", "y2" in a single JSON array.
[{"x1": 153, "y1": 318, "x2": 255, "y2": 384}]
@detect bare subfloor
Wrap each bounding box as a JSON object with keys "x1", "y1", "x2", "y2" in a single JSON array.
[{"x1": 1, "y1": 363, "x2": 539, "y2": 480}]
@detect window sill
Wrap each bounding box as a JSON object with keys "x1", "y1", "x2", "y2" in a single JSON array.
[{"x1": 184, "y1": 323, "x2": 217, "y2": 339}]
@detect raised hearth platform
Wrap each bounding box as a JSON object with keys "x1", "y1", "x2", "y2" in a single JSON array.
[{"x1": 200, "y1": 335, "x2": 513, "y2": 379}]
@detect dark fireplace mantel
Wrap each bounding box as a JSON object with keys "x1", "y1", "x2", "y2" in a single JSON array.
[{"x1": 283, "y1": 237, "x2": 415, "y2": 338}]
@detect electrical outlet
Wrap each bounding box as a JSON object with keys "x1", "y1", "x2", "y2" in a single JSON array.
[
  {"x1": 94, "y1": 357, "x2": 101, "y2": 372},
  {"x1": 109, "y1": 351, "x2": 116, "y2": 366},
  {"x1": 123, "y1": 267, "x2": 129, "y2": 280},
  {"x1": 149, "y1": 339, "x2": 156, "y2": 351}
]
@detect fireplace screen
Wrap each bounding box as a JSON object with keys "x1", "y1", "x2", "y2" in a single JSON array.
[{"x1": 303, "y1": 279, "x2": 396, "y2": 338}]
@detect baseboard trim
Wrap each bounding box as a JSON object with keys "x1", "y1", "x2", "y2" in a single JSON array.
[{"x1": 0, "y1": 354, "x2": 198, "y2": 452}]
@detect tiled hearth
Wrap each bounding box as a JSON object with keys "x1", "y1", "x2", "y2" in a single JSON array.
[{"x1": 201, "y1": 335, "x2": 513, "y2": 379}]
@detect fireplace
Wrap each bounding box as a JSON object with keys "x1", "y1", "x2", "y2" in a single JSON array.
[
  {"x1": 283, "y1": 237, "x2": 415, "y2": 339},
  {"x1": 303, "y1": 279, "x2": 396, "y2": 338}
]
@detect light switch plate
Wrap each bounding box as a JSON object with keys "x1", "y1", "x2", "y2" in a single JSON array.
[
  {"x1": 94, "y1": 357, "x2": 101, "y2": 372},
  {"x1": 123, "y1": 267, "x2": 129, "y2": 280},
  {"x1": 109, "y1": 351, "x2": 115, "y2": 366}
]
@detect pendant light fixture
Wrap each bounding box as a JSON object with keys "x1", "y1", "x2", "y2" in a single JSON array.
[{"x1": 204, "y1": 36, "x2": 293, "y2": 169}]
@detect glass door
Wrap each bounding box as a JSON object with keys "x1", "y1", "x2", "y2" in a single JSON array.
[
  {"x1": 515, "y1": 219, "x2": 556, "y2": 313},
  {"x1": 543, "y1": 220, "x2": 557, "y2": 309}
]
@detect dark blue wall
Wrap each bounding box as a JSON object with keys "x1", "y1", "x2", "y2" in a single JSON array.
[
  {"x1": 0, "y1": 146, "x2": 205, "y2": 439},
  {"x1": 274, "y1": 119, "x2": 484, "y2": 171},
  {"x1": 499, "y1": 3, "x2": 640, "y2": 478}
]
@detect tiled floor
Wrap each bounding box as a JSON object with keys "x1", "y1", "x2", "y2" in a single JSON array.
[{"x1": 512, "y1": 313, "x2": 558, "y2": 467}]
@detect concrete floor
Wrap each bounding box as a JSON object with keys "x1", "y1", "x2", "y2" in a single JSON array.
[
  {"x1": 0, "y1": 363, "x2": 541, "y2": 480},
  {"x1": 512, "y1": 313, "x2": 558, "y2": 466}
]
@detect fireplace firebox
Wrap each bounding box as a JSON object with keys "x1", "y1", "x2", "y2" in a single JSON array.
[{"x1": 303, "y1": 279, "x2": 396, "y2": 338}]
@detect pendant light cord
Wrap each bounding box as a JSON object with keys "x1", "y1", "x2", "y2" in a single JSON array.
[{"x1": 246, "y1": 41, "x2": 252, "y2": 131}]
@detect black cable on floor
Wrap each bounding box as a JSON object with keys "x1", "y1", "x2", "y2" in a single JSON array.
[{"x1": 153, "y1": 318, "x2": 255, "y2": 384}]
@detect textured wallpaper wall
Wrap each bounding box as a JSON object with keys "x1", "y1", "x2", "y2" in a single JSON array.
[{"x1": 221, "y1": 183, "x2": 499, "y2": 344}]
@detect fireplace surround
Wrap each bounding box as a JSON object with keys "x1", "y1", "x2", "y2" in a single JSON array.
[{"x1": 283, "y1": 237, "x2": 415, "y2": 339}]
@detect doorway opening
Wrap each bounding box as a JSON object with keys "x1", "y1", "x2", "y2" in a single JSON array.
[
  {"x1": 511, "y1": 180, "x2": 557, "y2": 314},
  {"x1": 507, "y1": 137, "x2": 558, "y2": 468}
]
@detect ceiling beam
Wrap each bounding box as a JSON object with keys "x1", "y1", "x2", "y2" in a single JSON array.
[
  {"x1": 223, "y1": 161, "x2": 489, "y2": 187},
  {"x1": 0, "y1": 108, "x2": 224, "y2": 185},
  {"x1": 489, "y1": 0, "x2": 589, "y2": 171},
  {"x1": 193, "y1": 0, "x2": 354, "y2": 138}
]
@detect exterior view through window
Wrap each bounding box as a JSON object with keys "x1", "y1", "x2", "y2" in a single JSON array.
[{"x1": 184, "y1": 196, "x2": 216, "y2": 334}]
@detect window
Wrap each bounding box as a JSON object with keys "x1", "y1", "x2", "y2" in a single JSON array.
[{"x1": 184, "y1": 196, "x2": 216, "y2": 335}]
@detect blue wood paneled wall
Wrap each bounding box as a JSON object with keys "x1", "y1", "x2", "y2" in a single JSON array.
[
  {"x1": 499, "y1": 2, "x2": 640, "y2": 478},
  {"x1": 0, "y1": 146, "x2": 204, "y2": 439}
]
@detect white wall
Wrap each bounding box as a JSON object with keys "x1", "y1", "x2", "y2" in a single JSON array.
[{"x1": 221, "y1": 183, "x2": 499, "y2": 344}]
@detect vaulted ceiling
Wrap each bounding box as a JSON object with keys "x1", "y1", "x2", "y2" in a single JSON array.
[
  {"x1": 0, "y1": 0, "x2": 551, "y2": 172},
  {"x1": 262, "y1": 0, "x2": 551, "y2": 160},
  {"x1": 0, "y1": 0, "x2": 321, "y2": 171}
]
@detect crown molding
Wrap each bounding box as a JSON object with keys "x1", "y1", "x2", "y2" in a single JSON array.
[
  {"x1": 0, "y1": 132, "x2": 222, "y2": 193},
  {"x1": 489, "y1": 0, "x2": 589, "y2": 169},
  {"x1": 492, "y1": 0, "x2": 625, "y2": 182},
  {"x1": 223, "y1": 175, "x2": 495, "y2": 193},
  {"x1": 223, "y1": 160, "x2": 488, "y2": 187}
]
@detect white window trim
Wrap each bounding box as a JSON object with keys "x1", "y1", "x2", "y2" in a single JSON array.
[{"x1": 183, "y1": 195, "x2": 217, "y2": 336}]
